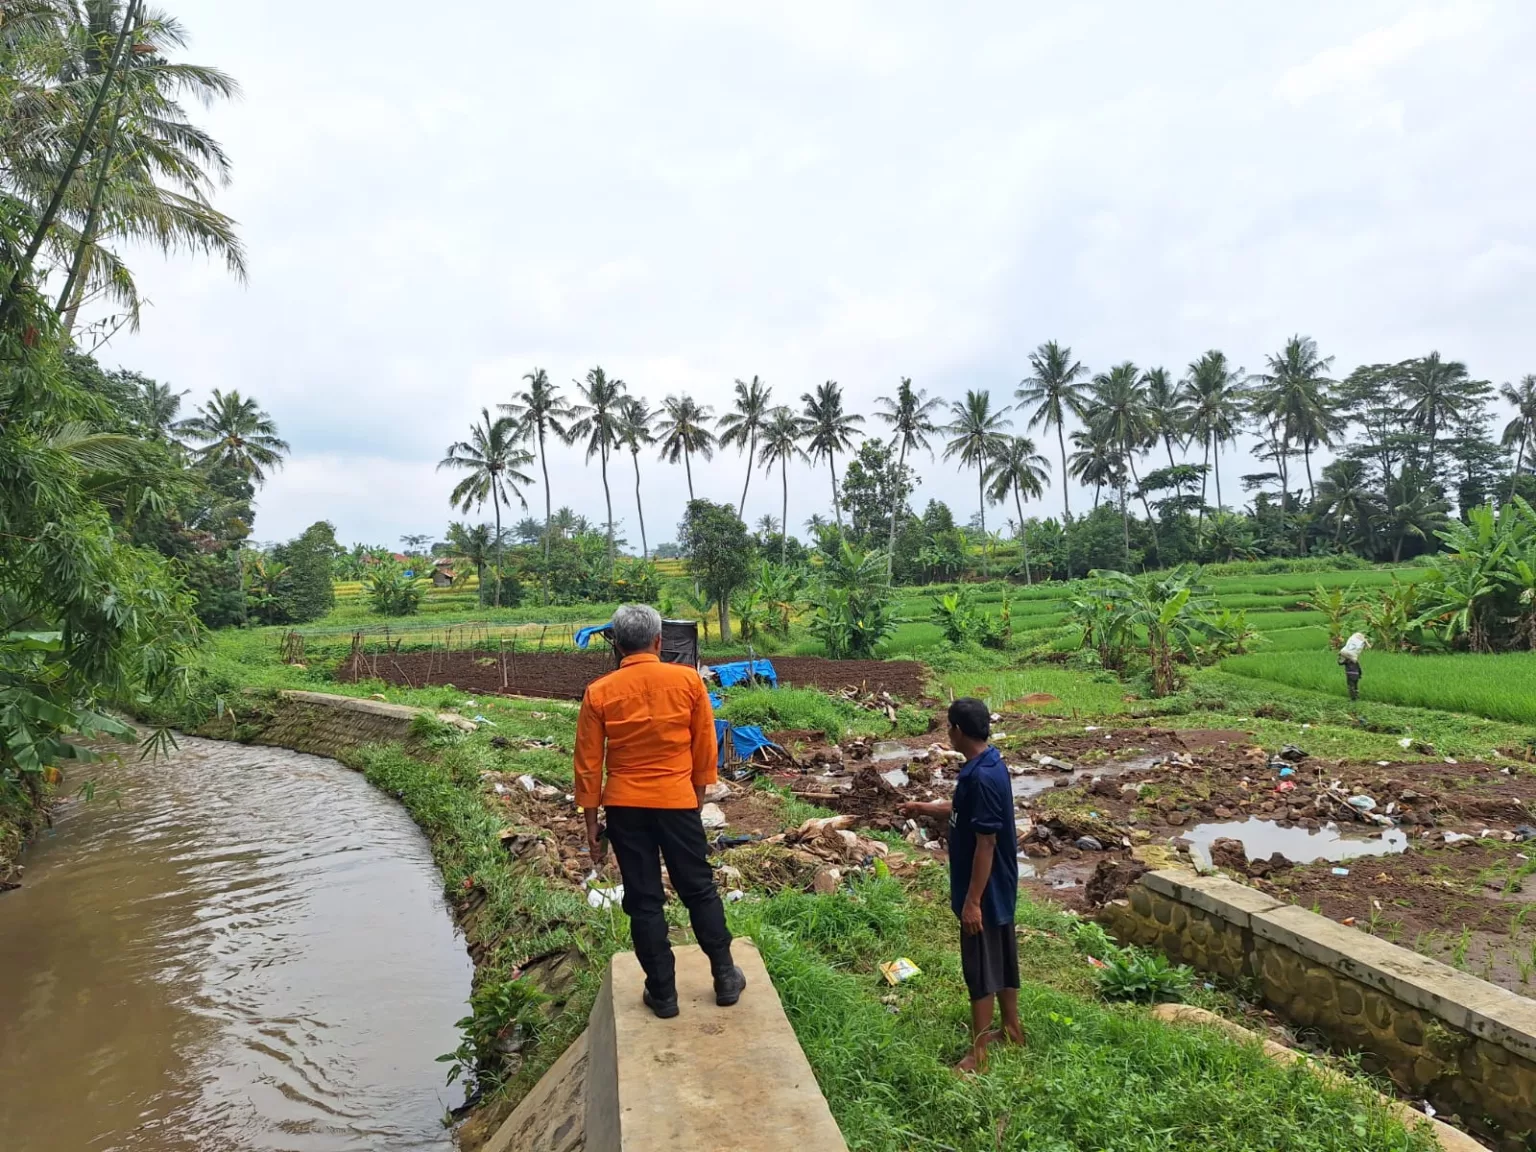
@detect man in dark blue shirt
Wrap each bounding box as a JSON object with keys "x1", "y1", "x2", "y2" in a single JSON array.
[{"x1": 899, "y1": 697, "x2": 1023, "y2": 1072}]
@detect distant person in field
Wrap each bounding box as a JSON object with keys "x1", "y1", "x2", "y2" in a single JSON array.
[
  {"x1": 574, "y1": 604, "x2": 746, "y2": 1019},
  {"x1": 898, "y1": 697, "x2": 1023, "y2": 1072},
  {"x1": 1339, "y1": 631, "x2": 1370, "y2": 701}
]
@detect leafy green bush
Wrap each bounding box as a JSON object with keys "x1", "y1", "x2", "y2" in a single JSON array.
[
  {"x1": 1094, "y1": 948, "x2": 1193, "y2": 1003},
  {"x1": 364, "y1": 562, "x2": 424, "y2": 616},
  {"x1": 929, "y1": 587, "x2": 1005, "y2": 648},
  {"x1": 437, "y1": 974, "x2": 550, "y2": 1090},
  {"x1": 809, "y1": 539, "x2": 897, "y2": 659}
]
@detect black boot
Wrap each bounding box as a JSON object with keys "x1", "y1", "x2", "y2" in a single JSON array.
[
  {"x1": 643, "y1": 984, "x2": 679, "y2": 1019},
  {"x1": 713, "y1": 965, "x2": 747, "y2": 1007}
]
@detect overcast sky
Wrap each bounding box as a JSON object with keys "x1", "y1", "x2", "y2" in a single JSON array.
[{"x1": 106, "y1": 1, "x2": 1536, "y2": 549}]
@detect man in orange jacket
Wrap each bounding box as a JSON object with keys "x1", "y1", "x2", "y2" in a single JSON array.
[{"x1": 576, "y1": 604, "x2": 745, "y2": 1018}]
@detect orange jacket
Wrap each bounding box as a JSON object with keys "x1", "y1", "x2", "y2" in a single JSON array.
[{"x1": 573, "y1": 653, "x2": 718, "y2": 809}]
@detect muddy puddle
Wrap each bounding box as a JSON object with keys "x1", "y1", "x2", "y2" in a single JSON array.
[
  {"x1": 1010, "y1": 754, "x2": 1167, "y2": 800},
  {"x1": 1182, "y1": 817, "x2": 1409, "y2": 869},
  {"x1": 0, "y1": 737, "x2": 470, "y2": 1152}
]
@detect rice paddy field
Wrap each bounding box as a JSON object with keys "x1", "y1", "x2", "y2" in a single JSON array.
[{"x1": 1222, "y1": 649, "x2": 1536, "y2": 726}]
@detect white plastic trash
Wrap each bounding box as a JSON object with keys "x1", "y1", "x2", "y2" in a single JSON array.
[
  {"x1": 699, "y1": 802, "x2": 727, "y2": 829},
  {"x1": 587, "y1": 884, "x2": 624, "y2": 909}
]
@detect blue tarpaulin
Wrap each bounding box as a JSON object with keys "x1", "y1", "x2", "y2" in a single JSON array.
[
  {"x1": 713, "y1": 720, "x2": 782, "y2": 768},
  {"x1": 707, "y1": 659, "x2": 777, "y2": 689},
  {"x1": 573, "y1": 624, "x2": 610, "y2": 650}
]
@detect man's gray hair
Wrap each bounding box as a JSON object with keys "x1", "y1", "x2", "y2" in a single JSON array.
[{"x1": 611, "y1": 604, "x2": 662, "y2": 654}]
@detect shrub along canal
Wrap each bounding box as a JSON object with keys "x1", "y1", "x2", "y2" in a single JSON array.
[{"x1": 0, "y1": 737, "x2": 471, "y2": 1152}]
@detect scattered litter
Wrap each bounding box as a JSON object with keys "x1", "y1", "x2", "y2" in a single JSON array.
[
  {"x1": 1341, "y1": 917, "x2": 1356, "y2": 926},
  {"x1": 703, "y1": 781, "x2": 732, "y2": 802},
  {"x1": 1347, "y1": 796, "x2": 1377, "y2": 812},
  {"x1": 699, "y1": 803, "x2": 727, "y2": 829},
  {"x1": 586, "y1": 883, "x2": 624, "y2": 910},
  {"x1": 1421, "y1": 1102, "x2": 1437, "y2": 1119},
  {"x1": 517, "y1": 774, "x2": 537, "y2": 792},
  {"x1": 1331, "y1": 867, "x2": 1350, "y2": 877},
  {"x1": 1278, "y1": 744, "x2": 1308, "y2": 762},
  {"x1": 1444, "y1": 831, "x2": 1475, "y2": 844},
  {"x1": 473, "y1": 714, "x2": 495, "y2": 726},
  {"x1": 990, "y1": 712, "x2": 1001, "y2": 722},
  {"x1": 1075, "y1": 836, "x2": 1104, "y2": 852},
  {"x1": 1277, "y1": 766, "x2": 1295, "y2": 778},
  {"x1": 493, "y1": 782, "x2": 508, "y2": 794},
  {"x1": 1445, "y1": 757, "x2": 1458, "y2": 765},
  {"x1": 725, "y1": 889, "x2": 746, "y2": 903},
  {"x1": 1399, "y1": 738, "x2": 1413, "y2": 749},
  {"x1": 1084, "y1": 726, "x2": 1100, "y2": 732},
  {"x1": 879, "y1": 768, "x2": 910, "y2": 789},
  {"x1": 880, "y1": 958, "x2": 922, "y2": 985},
  {"x1": 1275, "y1": 781, "x2": 1296, "y2": 793},
  {"x1": 1031, "y1": 753, "x2": 1076, "y2": 772},
  {"x1": 1085, "y1": 955, "x2": 1108, "y2": 969},
  {"x1": 1377, "y1": 761, "x2": 1390, "y2": 767},
  {"x1": 1516, "y1": 825, "x2": 1536, "y2": 842}
]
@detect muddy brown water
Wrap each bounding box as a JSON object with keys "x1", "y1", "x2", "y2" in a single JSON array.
[{"x1": 0, "y1": 737, "x2": 470, "y2": 1152}]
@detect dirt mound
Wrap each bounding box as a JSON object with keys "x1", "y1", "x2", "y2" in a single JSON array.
[{"x1": 1086, "y1": 858, "x2": 1149, "y2": 906}]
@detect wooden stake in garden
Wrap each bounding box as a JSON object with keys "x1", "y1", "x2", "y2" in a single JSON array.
[{"x1": 500, "y1": 638, "x2": 508, "y2": 690}]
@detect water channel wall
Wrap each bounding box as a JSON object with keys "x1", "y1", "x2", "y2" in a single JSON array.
[
  {"x1": 202, "y1": 690, "x2": 473, "y2": 761},
  {"x1": 1103, "y1": 868, "x2": 1536, "y2": 1146}
]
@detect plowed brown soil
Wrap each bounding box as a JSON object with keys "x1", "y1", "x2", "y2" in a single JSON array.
[{"x1": 334, "y1": 649, "x2": 929, "y2": 701}]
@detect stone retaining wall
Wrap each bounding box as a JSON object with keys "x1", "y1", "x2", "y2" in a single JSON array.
[
  {"x1": 203, "y1": 690, "x2": 471, "y2": 763},
  {"x1": 1103, "y1": 869, "x2": 1536, "y2": 1148}
]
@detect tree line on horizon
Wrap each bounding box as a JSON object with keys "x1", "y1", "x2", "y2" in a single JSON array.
[{"x1": 434, "y1": 343, "x2": 1536, "y2": 594}]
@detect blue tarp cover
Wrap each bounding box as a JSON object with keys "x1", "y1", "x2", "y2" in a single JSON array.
[
  {"x1": 707, "y1": 659, "x2": 777, "y2": 688},
  {"x1": 713, "y1": 720, "x2": 781, "y2": 768},
  {"x1": 573, "y1": 624, "x2": 610, "y2": 650}
]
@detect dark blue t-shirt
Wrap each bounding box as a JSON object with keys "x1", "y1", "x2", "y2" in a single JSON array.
[{"x1": 948, "y1": 745, "x2": 1018, "y2": 927}]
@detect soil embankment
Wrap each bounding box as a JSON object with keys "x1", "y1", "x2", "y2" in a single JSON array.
[{"x1": 334, "y1": 649, "x2": 930, "y2": 701}]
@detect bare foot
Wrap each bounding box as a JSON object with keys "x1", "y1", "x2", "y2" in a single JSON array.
[
  {"x1": 953, "y1": 1029, "x2": 1001, "y2": 1075},
  {"x1": 1003, "y1": 1023, "x2": 1027, "y2": 1046}
]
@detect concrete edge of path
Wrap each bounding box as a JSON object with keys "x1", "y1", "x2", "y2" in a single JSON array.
[{"x1": 1149, "y1": 1004, "x2": 1484, "y2": 1151}]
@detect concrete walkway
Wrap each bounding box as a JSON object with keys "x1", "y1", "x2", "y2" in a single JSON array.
[{"x1": 490, "y1": 941, "x2": 847, "y2": 1152}]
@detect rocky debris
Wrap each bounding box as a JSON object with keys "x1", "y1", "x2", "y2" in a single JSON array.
[
  {"x1": 1208, "y1": 837, "x2": 1249, "y2": 871},
  {"x1": 1085, "y1": 857, "x2": 1149, "y2": 906}
]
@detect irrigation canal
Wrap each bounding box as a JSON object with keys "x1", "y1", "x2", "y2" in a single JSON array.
[{"x1": 0, "y1": 737, "x2": 470, "y2": 1151}]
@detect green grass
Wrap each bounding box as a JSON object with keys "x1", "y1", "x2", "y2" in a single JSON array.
[
  {"x1": 1221, "y1": 650, "x2": 1536, "y2": 726},
  {"x1": 1254, "y1": 626, "x2": 1332, "y2": 652},
  {"x1": 1243, "y1": 609, "x2": 1329, "y2": 632},
  {"x1": 739, "y1": 878, "x2": 1435, "y2": 1152},
  {"x1": 716, "y1": 687, "x2": 884, "y2": 741}
]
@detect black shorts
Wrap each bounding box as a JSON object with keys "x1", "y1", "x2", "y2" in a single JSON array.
[{"x1": 960, "y1": 922, "x2": 1019, "y2": 1001}]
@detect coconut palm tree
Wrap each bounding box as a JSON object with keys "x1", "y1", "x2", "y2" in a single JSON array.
[
  {"x1": 656, "y1": 393, "x2": 716, "y2": 502},
  {"x1": 11, "y1": 2, "x2": 248, "y2": 330},
  {"x1": 985, "y1": 435, "x2": 1050, "y2": 583},
  {"x1": 1316, "y1": 458, "x2": 1377, "y2": 549},
  {"x1": 1180, "y1": 350, "x2": 1246, "y2": 530},
  {"x1": 757, "y1": 406, "x2": 807, "y2": 565},
  {"x1": 501, "y1": 367, "x2": 572, "y2": 567},
  {"x1": 943, "y1": 390, "x2": 1011, "y2": 576},
  {"x1": 1068, "y1": 426, "x2": 1122, "y2": 512},
  {"x1": 874, "y1": 377, "x2": 943, "y2": 576},
  {"x1": 1251, "y1": 336, "x2": 1335, "y2": 511},
  {"x1": 1141, "y1": 366, "x2": 1185, "y2": 468},
  {"x1": 717, "y1": 376, "x2": 772, "y2": 516},
  {"x1": 1088, "y1": 362, "x2": 1157, "y2": 564},
  {"x1": 177, "y1": 389, "x2": 289, "y2": 482},
  {"x1": 801, "y1": 380, "x2": 864, "y2": 529},
  {"x1": 1501, "y1": 375, "x2": 1536, "y2": 501},
  {"x1": 1017, "y1": 340, "x2": 1089, "y2": 521},
  {"x1": 616, "y1": 396, "x2": 654, "y2": 559},
  {"x1": 567, "y1": 366, "x2": 628, "y2": 568},
  {"x1": 437, "y1": 409, "x2": 533, "y2": 606},
  {"x1": 137, "y1": 379, "x2": 187, "y2": 442},
  {"x1": 1403, "y1": 352, "x2": 1479, "y2": 483}
]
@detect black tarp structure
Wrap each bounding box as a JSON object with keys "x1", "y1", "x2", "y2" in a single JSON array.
[{"x1": 583, "y1": 619, "x2": 700, "y2": 669}]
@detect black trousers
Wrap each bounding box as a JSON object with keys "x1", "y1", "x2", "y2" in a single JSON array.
[{"x1": 605, "y1": 806, "x2": 734, "y2": 996}]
